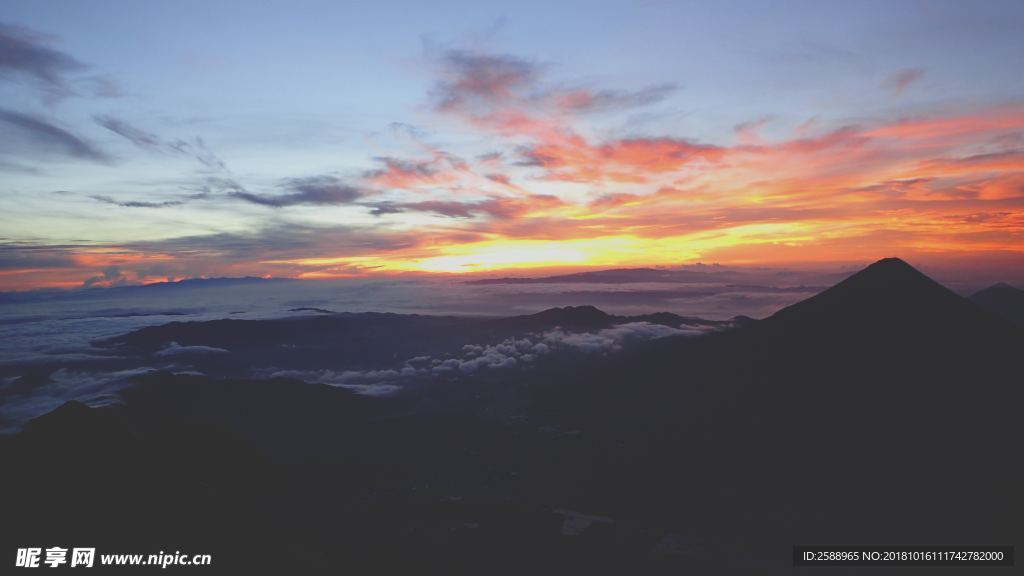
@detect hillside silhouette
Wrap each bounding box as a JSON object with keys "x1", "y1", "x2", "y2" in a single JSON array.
[{"x1": 970, "y1": 281, "x2": 1024, "y2": 327}]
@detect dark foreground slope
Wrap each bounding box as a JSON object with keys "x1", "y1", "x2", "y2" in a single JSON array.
[{"x1": 2, "y1": 259, "x2": 1021, "y2": 574}]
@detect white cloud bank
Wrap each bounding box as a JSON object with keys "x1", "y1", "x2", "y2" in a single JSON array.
[{"x1": 271, "y1": 321, "x2": 703, "y2": 394}]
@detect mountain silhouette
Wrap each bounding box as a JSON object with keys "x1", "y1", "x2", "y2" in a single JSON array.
[
  {"x1": 970, "y1": 282, "x2": 1024, "y2": 327},
  {"x1": 765, "y1": 257, "x2": 1003, "y2": 332},
  {"x1": 516, "y1": 304, "x2": 613, "y2": 325},
  {"x1": 490, "y1": 304, "x2": 615, "y2": 331}
]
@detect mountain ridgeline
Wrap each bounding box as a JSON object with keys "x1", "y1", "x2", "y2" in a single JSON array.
[
  {"x1": 2, "y1": 258, "x2": 1020, "y2": 574},
  {"x1": 970, "y1": 281, "x2": 1024, "y2": 327}
]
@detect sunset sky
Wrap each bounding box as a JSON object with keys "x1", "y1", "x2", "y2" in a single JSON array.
[{"x1": 1, "y1": 0, "x2": 1023, "y2": 290}]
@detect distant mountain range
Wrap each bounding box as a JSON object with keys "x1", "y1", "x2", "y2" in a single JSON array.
[
  {"x1": 0, "y1": 275, "x2": 292, "y2": 303},
  {"x1": 89, "y1": 304, "x2": 727, "y2": 379},
  {"x1": 463, "y1": 265, "x2": 831, "y2": 287},
  {"x1": 125, "y1": 276, "x2": 292, "y2": 289},
  {"x1": 466, "y1": 267, "x2": 726, "y2": 284}
]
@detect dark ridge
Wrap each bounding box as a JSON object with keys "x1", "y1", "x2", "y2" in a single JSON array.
[
  {"x1": 762, "y1": 257, "x2": 1006, "y2": 334},
  {"x1": 617, "y1": 311, "x2": 724, "y2": 328},
  {"x1": 59, "y1": 309, "x2": 194, "y2": 320},
  {"x1": 22, "y1": 400, "x2": 98, "y2": 435},
  {"x1": 728, "y1": 314, "x2": 757, "y2": 327},
  {"x1": 6, "y1": 397, "x2": 290, "y2": 572},
  {"x1": 0, "y1": 276, "x2": 293, "y2": 302},
  {"x1": 969, "y1": 282, "x2": 1024, "y2": 327},
  {"x1": 288, "y1": 307, "x2": 337, "y2": 314},
  {"x1": 120, "y1": 276, "x2": 290, "y2": 289},
  {"x1": 464, "y1": 267, "x2": 732, "y2": 285},
  {"x1": 488, "y1": 305, "x2": 615, "y2": 331},
  {"x1": 524, "y1": 304, "x2": 611, "y2": 324},
  {"x1": 467, "y1": 268, "x2": 667, "y2": 284}
]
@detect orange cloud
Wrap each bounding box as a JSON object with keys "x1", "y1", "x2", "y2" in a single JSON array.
[
  {"x1": 521, "y1": 136, "x2": 722, "y2": 183},
  {"x1": 864, "y1": 105, "x2": 1024, "y2": 141},
  {"x1": 365, "y1": 153, "x2": 466, "y2": 189}
]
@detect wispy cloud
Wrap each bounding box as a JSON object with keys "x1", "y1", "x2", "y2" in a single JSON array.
[
  {"x1": 365, "y1": 154, "x2": 464, "y2": 189},
  {"x1": 94, "y1": 115, "x2": 226, "y2": 170},
  {"x1": 548, "y1": 83, "x2": 677, "y2": 114},
  {"x1": 89, "y1": 195, "x2": 188, "y2": 209},
  {"x1": 370, "y1": 195, "x2": 562, "y2": 220},
  {"x1": 0, "y1": 21, "x2": 120, "y2": 103},
  {"x1": 428, "y1": 50, "x2": 711, "y2": 184},
  {"x1": 0, "y1": 22, "x2": 120, "y2": 172},
  {"x1": 229, "y1": 176, "x2": 365, "y2": 207},
  {"x1": 93, "y1": 114, "x2": 162, "y2": 148},
  {"x1": 0, "y1": 107, "x2": 110, "y2": 162},
  {"x1": 0, "y1": 22, "x2": 86, "y2": 101},
  {"x1": 518, "y1": 136, "x2": 722, "y2": 183},
  {"x1": 433, "y1": 50, "x2": 676, "y2": 118},
  {"x1": 433, "y1": 50, "x2": 543, "y2": 115}
]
